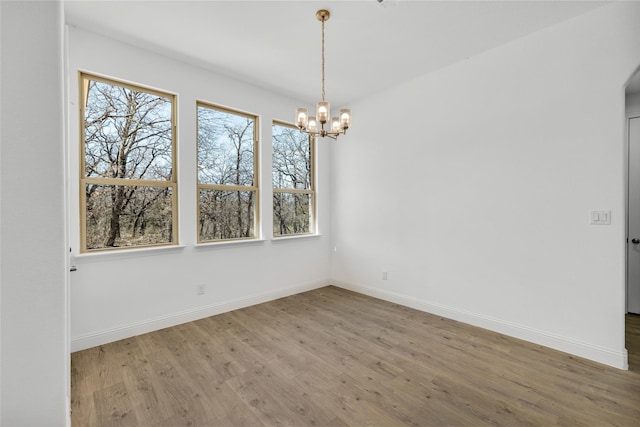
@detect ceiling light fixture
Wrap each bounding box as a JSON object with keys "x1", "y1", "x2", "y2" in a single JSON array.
[{"x1": 295, "y1": 9, "x2": 351, "y2": 140}]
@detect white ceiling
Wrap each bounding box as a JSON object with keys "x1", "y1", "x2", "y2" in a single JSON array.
[{"x1": 65, "y1": 0, "x2": 621, "y2": 106}]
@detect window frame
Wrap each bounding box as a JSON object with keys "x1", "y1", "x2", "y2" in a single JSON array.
[
  {"x1": 78, "y1": 72, "x2": 179, "y2": 253},
  {"x1": 271, "y1": 120, "x2": 316, "y2": 238},
  {"x1": 196, "y1": 101, "x2": 260, "y2": 244}
]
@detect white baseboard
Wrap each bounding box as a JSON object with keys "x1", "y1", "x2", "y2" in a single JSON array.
[
  {"x1": 70, "y1": 279, "x2": 329, "y2": 352},
  {"x1": 331, "y1": 279, "x2": 629, "y2": 370}
]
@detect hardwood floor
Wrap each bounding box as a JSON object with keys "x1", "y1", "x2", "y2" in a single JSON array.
[
  {"x1": 71, "y1": 286, "x2": 640, "y2": 426},
  {"x1": 628, "y1": 313, "x2": 640, "y2": 371}
]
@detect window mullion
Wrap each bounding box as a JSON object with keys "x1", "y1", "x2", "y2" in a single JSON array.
[
  {"x1": 273, "y1": 188, "x2": 313, "y2": 195},
  {"x1": 83, "y1": 177, "x2": 176, "y2": 187}
]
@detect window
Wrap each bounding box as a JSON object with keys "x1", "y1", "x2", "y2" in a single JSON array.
[
  {"x1": 80, "y1": 73, "x2": 177, "y2": 252},
  {"x1": 272, "y1": 121, "x2": 315, "y2": 237},
  {"x1": 197, "y1": 102, "x2": 259, "y2": 242}
]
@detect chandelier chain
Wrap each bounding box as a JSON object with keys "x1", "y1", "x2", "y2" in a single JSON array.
[{"x1": 321, "y1": 16, "x2": 325, "y2": 102}]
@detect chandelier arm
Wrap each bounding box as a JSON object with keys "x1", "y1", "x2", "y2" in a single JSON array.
[{"x1": 300, "y1": 129, "x2": 342, "y2": 140}]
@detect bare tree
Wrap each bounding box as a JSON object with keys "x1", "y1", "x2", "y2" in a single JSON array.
[
  {"x1": 83, "y1": 79, "x2": 174, "y2": 249},
  {"x1": 272, "y1": 124, "x2": 312, "y2": 236},
  {"x1": 197, "y1": 106, "x2": 256, "y2": 241}
]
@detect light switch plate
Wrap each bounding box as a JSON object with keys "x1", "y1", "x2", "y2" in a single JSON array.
[{"x1": 590, "y1": 210, "x2": 611, "y2": 225}]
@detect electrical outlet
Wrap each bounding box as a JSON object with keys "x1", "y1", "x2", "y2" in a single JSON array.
[
  {"x1": 382, "y1": 271, "x2": 388, "y2": 280},
  {"x1": 197, "y1": 284, "x2": 206, "y2": 295}
]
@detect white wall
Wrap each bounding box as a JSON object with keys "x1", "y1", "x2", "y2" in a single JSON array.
[
  {"x1": 628, "y1": 91, "x2": 640, "y2": 115},
  {"x1": 67, "y1": 27, "x2": 332, "y2": 351},
  {"x1": 331, "y1": 1, "x2": 640, "y2": 369},
  {"x1": 1, "y1": 1, "x2": 69, "y2": 426},
  {"x1": 1, "y1": 2, "x2": 3, "y2": 421}
]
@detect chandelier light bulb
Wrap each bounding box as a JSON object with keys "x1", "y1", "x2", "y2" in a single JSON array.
[
  {"x1": 331, "y1": 117, "x2": 341, "y2": 133},
  {"x1": 339, "y1": 109, "x2": 351, "y2": 130},
  {"x1": 308, "y1": 117, "x2": 318, "y2": 133},
  {"x1": 317, "y1": 101, "x2": 330, "y2": 124},
  {"x1": 296, "y1": 108, "x2": 308, "y2": 129}
]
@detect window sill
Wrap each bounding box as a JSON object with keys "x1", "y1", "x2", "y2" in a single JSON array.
[
  {"x1": 195, "y1": 238, "x2": 267, "y2": 249},
  {"x1": 74, "y1": 244, "x2": 187, "y2": 261},
  {"x1": 271, "y1": 233, "x2": 322, "y2": 242}
]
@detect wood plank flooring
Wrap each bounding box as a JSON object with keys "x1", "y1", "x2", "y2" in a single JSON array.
[
  {"x1": 71, "y1": 286, "x2": 640, "y2": 426},
  {"x1": 628, "y1": 313, "x2": 640, "y2": 371}
]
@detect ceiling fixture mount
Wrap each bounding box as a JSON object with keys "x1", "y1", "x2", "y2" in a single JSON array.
[{"x1": 295, "y1": 9, "x2": 351, "y2": 140}]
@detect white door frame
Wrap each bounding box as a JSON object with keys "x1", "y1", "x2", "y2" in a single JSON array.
[{"x1": 626, "y1": 112, "x2": 640, "y2": 314}]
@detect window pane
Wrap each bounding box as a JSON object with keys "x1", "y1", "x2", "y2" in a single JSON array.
[
  {"x1": 199, "y1": 189, "x2": 255, "y2": 241},
  {"x1": 273, "y1": 192, "x2": 311, "y2": 236},
  {"x1": 85, "y1": 184, "x2": 174, "y2": 250},
  {"x1": 84, "y1": 80, "x2": 173, "y2": 181},
  {"x1": 272, "y1": 123, "x2": 311, "y2": 189},
  {"x1": 198, "y1": 106, "x2": 255, "y2": 186}
]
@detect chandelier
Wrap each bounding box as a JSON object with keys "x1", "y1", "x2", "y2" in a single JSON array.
[{"x1": 295, "y1": 9, "x2": 351, "y2": 140}]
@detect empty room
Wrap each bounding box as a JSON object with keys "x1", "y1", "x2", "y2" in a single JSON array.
[{"x1": 1, "y1": 1, "x2": 640, "y2": 426}]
